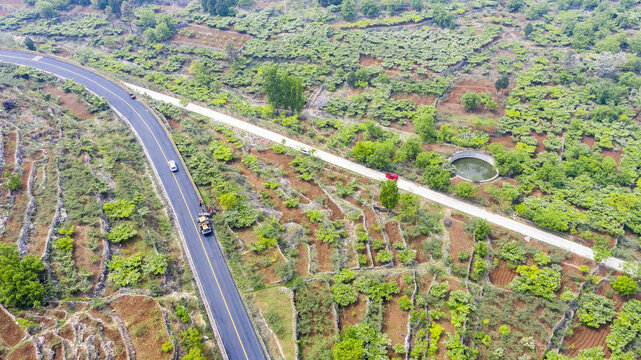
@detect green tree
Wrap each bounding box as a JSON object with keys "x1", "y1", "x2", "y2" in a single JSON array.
[
  {"x1": 431, "y1": 4, "x2": 454, "y2": 29},
  {"x1": 4, "y1": 172, "x2": 23, "y2": 191},
  {"x1": 506, "y1": 0, "x2": 524, "y2": 12},
  {"x1": 201, "y1": 0, "x2": 236, "y2": 16},
  {"x1": 424, "y1": 165, "x2": 451, "y2": 190},
  {"x1": 0, "y1": 242, "x2": 45, "y2": 308},
  {"x1": 454, "y1": 182, "x2": 477, "y2": 199},
  {"x1": 410, "y1": 0, "x2": 423, "y2": 11},
  {"x1": 461, "y1": 92, "x2": 481, "y2": 112},
  {"x1": 24, "y1": 37, "x2": 35, "y2": 51},
  {"x1": 413, "y1": 106, "x2": 437, "y2": 142},
  {"x1": 261, "y1": 65, "x2": 305, "y2": 114},
  {"x1": 394, "y1": 136, "x2": 420, "y2": 163},
  {"x1": 380, "y1": 179, "x2": 400, "y2": 210},
  {"x1": 333, "y1": 323, "x2": 391, "y2": 360},
  {"x1": 577, "y1": 293, "x2": 616, "y2": 328},
  {"x1": 611, "y1": 275, "x2": 639, "y2": 296},
  {"x1": 474, "y1": 219, "x2": 490, "y2": 240},
  {"x1": 341, "y1": 0, "x2": 356, "y2": 20},
  {"x1": 360, "y1": 0, "x2": 379, "y2": 18},
  {"x1": 36, "y1": 1, "x2": 57, "y2": 18},
  {"x1": 495, "y1": 74, "x2": 509, "y2": 91}
]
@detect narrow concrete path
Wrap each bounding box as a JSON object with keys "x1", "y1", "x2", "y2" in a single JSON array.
[{"x1": 126, "y1": 83, "x2": 627, "y2": 271}]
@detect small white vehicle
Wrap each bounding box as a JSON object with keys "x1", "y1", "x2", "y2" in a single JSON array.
[
  {"x1": 301, "y1": 148, "x2": 311, "y2": 156},
  {"x1": 168, "y1": 160, "x2": 178, "y2": 172}
]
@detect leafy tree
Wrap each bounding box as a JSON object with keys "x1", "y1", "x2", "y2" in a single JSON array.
[
  {"x1": 354, "y1": 275, "x2": 399, "y2": 301},
  {"x1": 375, "y1": 249, "x2": 393, "y2": 263},
  {"x1": 201, "y1": 0, "x2": 236, "y2": 16},
  {"x1": 36, "y1": 1, "x2": 57, "y2": 18},
  {"x1": 334, "y1": 269, "x2": 357, "y2": 283},
  {"x1": 108, "y1": 253, "x2": 143, "y2": 287},
  {"x1": 498, "y1": 241, "x2": 527, "y2": 266},
  {"x1": 454, "y1": 182, "x2": 477, "y2": 199},
  {"x1": 506, "y1": 0, "x2": 524, "y2": 12},
  {"x1": 413, "y1": 106, "x2": 437, "y2": 142},
  {"x1": 380, "y1": 179, "x2": 400, "y2": 210},
  {"x1": 577, "y1": 293, "x2": 616, "y2": 328},
  {"x1": 261, "y1": 65, "x2": 305, "y2": 114},
  {"x1": 341, "y1": 0, "x2": 356, "y2": 20},
  {"x1": 461, "y1": 92, "x2": 481, "y2": 112},
  {"x1": 510, "y1": 264, "x2": 561, "y2": 299},
  {"x1": 423, "y1": 165, "x2": 451, "y2": 190},
  {"x1": 398, "y1": 295, "x2": 413, "y2": 311},
  {"x1": 361, "y1": 0, "x2": 379, "y2": 18},
  {"x1": 398, "y1": 248, "x2": 416, "y2": 265},
  {"x1": 106, "y1": 223, "x2": 138, "y2": 243},
  {"x1": 474, "y1": 219, "x2": 490, "y2": 240},
  {"x1": 4, "y1": 172, "x2": 23, "y2": 191},
  {"x1": 534, "y1": 252, "x2": 551, "y2": 266},
  {"x1": 431, "y1": 4, "x2": 454, "y2": 28},
  {"x1": 394, "y1": 136, "x2": 420, "y2": 163},
  {"x1": 219, "y1": 192, "x2": 238, "y2": 209},
  {"x1": 410, "y1": 0, "x2": 423, "y2": 11},
  {"x1": 495, "y1": 74, "x2": 509, "y2": 91},
  {"x1": 333, "y1": 323, "x2": 391, "y2": 360},
  {"x1": 498, "y1": 325, "x2": 510, "y2": 336},
  {"x1": 611, "y1": 275, "x2": 639, "y2": 296},
  {"x1": 0, "y1": 242, "x2": 45, "y2": 308},
  {"x1": 331, "y1": 283, "x2": 358, "y2": 307},
  {"x1": 606, "y1": 299, "x2": 641, "y2": 357},
  {"x1": 24, "y1": 37, "x2": 35, "y2": 51},
  {"x1": 103, "y1": 200, "x2": 135, "y2": 219}
]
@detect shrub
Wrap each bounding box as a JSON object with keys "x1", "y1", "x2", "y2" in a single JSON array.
[
  {"x1": 334, "y1": 269, "x2": 357, "y2": 283},
  {"x1": 0, "y1": 242, "x2": 45, "y2": 308},
  {"x1": 577, "y1": 293, "x2": 616, "y2": 328},
  {"x1": 354, "y1": 275, "x2": 399, "y2": 301},
  {"x1": 103, "y1": 200, "x2": 135, "y2": 219},
  {"x1": 510, "y1": 265, "x2": 561, "y2": 299},
  {"x1": 534, "y1": 252, "x2": 551, "y2": 266},
  {"x1": 176, "y1": 304, "x2": 190, "y2": 323},
  {"x1": 284, "y1": 197, "x2": 299, "y2": 208},
  {"x1": 305, "y1": 209, "x2": 324, "y2": 223},
  {"x1": 398, "y1": 295, "x2": 413, "y2": 311},
  {"x1": 498, "y1": 325, "x2": 510, "y2": 336},
  {"x1": 380, "y1": 179, "x2": 400, "y2": 210},
  {"x1": 398, "y1": 248, "x2": 417, "y2": 265},
  {"x1": 4, "y1": 172, "x2": 23, "y2": 191},
  {"x1": 376, "y1": 250, "x2": 393, "y2": 263},
  {"x1": 108, "y1": 253, "x2": 143, "y2": 287},
  {"x1": 454, "y1": 182, "x2": 477, "y2": 199},
  {"x1": 106, "y1": 223, "x2": 138, "y2": 243},
  {"x1": 331, "y1": 283, "x2": 358, "y2": 307},
  {"x1": 499, "y1": 241, "x2": 527, "y2": 266},
  {"x1": 611, "y1": 275, "x2": 639, "y2": 296},
  {"x1": 162, "y1": 340, "x2": 174, "y2": 353}
]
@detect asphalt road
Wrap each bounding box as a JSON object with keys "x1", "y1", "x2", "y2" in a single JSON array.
[
  {"x1": 125, "y1": 82, "x2": 628, "y2": 271},
  {"x1": 0, "y1": 50, "x2": 266, "y2": 360}
]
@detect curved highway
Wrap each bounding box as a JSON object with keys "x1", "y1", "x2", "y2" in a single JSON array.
[{"x1": 0, "y1": 50, "x2": 266, "y2": 360}]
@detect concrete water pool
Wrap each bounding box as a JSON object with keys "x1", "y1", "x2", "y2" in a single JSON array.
[{"x1": 449, "y1": 151, "x2": 498, "y2": 182}]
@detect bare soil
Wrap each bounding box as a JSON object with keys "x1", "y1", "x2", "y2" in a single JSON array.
[
  {"x1": 382, "y1": 274, "x2": 410, "y2": 356},
  {"x1": 489, "y1": 134, "x2": 516, "y2": 149},
  {"x1": 7, "y1": 340, "x2": 37, "y2": 360},
  {"x1": 563, "y1": 323, "x2": 611, "y2": 358},
  {"x1": 110, "y1": 295, "x2": 172, "y2": 360},
  {"x1": 447, "y1": 217, "x2": 474, "y2": 267},
  {"x1": 72, "y1": 225, "x2": 103, "y2": 290},
  {"x1": 438, "y1": 79, "x2": 503, "y2": 118},
  {"x1": 170, "y1": 25, "x2": 252, "y2": 50},
  {"x1": 339, "y1": 294, "x2": 368, "y2": 330},
  {"x1": 489, "y1": 260, "x2": 516, "y2": 287},
  {"x1": 0, "y1": 306, "x2": 25, "y2": 347},
  {"x1": 44, "y1": 85, "x2": 94, "y2": 120}
]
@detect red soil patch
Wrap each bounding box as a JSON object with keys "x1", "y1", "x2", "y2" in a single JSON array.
[
  {"x1": 57, "y1": 323, "x2": 74, "y2": 341},
  {"x1": 447, "y1": 217, "x2": 474, "y2": 268},
  {"x1": 171, "y1": 25, "x2": 252, "y2": 50},
  {"x1": 563, "y1": 323, "x2": 611, "y2": 358},
  {"x1": 438, "y1": 79, "x2": 502, "y2": 118},
  {"x1": 43, "y1": 333, "x2": 64, "y2": 360},
  {"x1": 256, "y1": 150, "x2": 324, "y2": 203},
  {"x1": 392, "y1": 93, "x2": 437, "y2": 107},
  {"x1": 582, "y1": 135, "x2": 595, "y2": 149},
  {"x1": 489, "y1": 260, "x2": 516, "y2": 287},
  {"x1": 422, "y1": 142, "x2": 458, "y2": 154},
  {"x1": 44, "y1": 85, "x2": 93, "y2": 120},
  {"x1": 532, "y1": 132, "x2": 547, "y2": 154},
  {"x1": 383, "y1": 274, "x2": 410, "y2": 354},
  {"x1": 0, "y1": 161, "x2": 33, "y2": 244},
  {"x1": 243, "y1": 248, "x2": 286, "y2": 283},
  {"x1": 7, "y1": 340, "x2": 37, "y2": 360},
  {"x1": 2, "y1": 131, "x2": 16, "y2": 171},
  {"x1": 602, "y1": 149, "x2": 622, "y2": 164},
  {"x1": 384, "y1": 220, "x2": 405, "y2": 263},
  {"x1": 0, "y1": 307, "x2": 25, "y2": 347},
  {"x1": 296, "y1": 243, "x2": 310, "y2": 276},
  {"x1": 339, "y1": 294, "x2": 368, "y2": 330},
  {"x1": 489, "y1": 134, "x2": 516, "y2": 149},
  {"x1": 359, "y1": 55, "x2": 382, "y2": 67},
  {"x1": 72, "y1": 225, "x2": 103, "y2": 289},
  {"x1": 314, "y1": 241, "x2": 333, "y2": 273},
  {"x1": 110, "y1": 295, "x2": 172, "y2": 360}
]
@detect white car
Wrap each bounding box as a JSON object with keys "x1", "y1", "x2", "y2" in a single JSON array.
[{"x1": 168, "y1": 160, "x2": 178, "y2": 172}]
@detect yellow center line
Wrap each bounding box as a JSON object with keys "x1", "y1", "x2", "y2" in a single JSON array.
[{"x1": 1, "y1": 54, "x2": 250, "y2": 359}]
